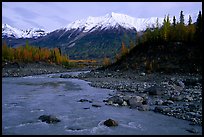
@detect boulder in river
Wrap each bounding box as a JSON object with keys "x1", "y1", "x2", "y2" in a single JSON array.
[
  {"x1": 107, "y1": 96, "x2": 123, "y2": 106},
  {"x1": 186, "y1": 128, "x2": 198, "y2": 133},
  {"x1": 104, "y1": 119, "x2": 118, "y2": 127},
  {"x1": 38, "y1": 115, "x2": 61, "y2": 124},
  {"x1": 78, "y1": 99, "x2": 92, "y2": 103},
  {"x1": 128, "y1": 96, "x2": 143, "y2": 108},
  {"x1": 92, "y1": 104, "x2": 101, "y2": 107}
]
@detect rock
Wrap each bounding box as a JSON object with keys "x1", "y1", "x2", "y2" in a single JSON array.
[
  {"x1": 60, "y1": 74, "x2": 71, "y2": 78},
  {"x1": 133, "y1": 96, "x2": 144, "y2": 102},
  {"x1": 144, "y1": 85, "x2": 165, "y2": 95},
  {"x1": 154, "y1": 106, "x2": 171, "y2": 114},
  {"x1": 170, "y1": 95, "x2": 183, "y2": 101},
  {"x1": 104, "y1": 119, "x2": 118, "y2": 127},
  {"x1": 184, "y1": 95, "x2": 193, "y2": 102},
  {"x1": 142, "y1": 99, "x2": 148, "y2": 105},
  {"x1": 123, "y1": 95, "x2": 132, "y2": 101},
  {"x1": 107, "y1": 96, "x2": 123, "y2": 106},
  {"x1": 155, "y1": 99, "x2": 164, "y2": 105},
  {"x1": 83, "y1": 107, "x2": 90, "y2": 109},
  {"x1": 138, "y1": 105, "x2": 149, "y2": 111},
  {"x1": 78, "y1": 99, "x2": 92, "y2": 103},
  {"x1": 128, "y1": 96, "x2": 143, "y2": 108},
  {"x1": 187, "y1": 112, "x2": 201, "y2": 120},
  {"x1": 92, "y1": 104, "x2": 101, "y2": 107},
  {"x1": 186, "y1": 128, "x2": 198, "y2": 133},
  {"x1": 141, "y1": 94, "x2": 148, "y2": 100},
  {"x1": 163, "y1": 100, "x2": 174, "y2": 106},
  {"x1": 140, "y1": 72, "x2": 146, "y2": 76},
  {"x1": 177, "y1": 81, "x2": 185, "y2": 89},
  {"x1": 122, "y1": 101, "x2": 128, "y2": 106},
  {"x1": 112, "y1": 103, "x2": 119, "y2": 107},
  {"x1": 107, "y1": 73, "x2": 112, "y2": 77},
  {"x1": 38, "y1": 115, "x2": 60, "y2": 124}
]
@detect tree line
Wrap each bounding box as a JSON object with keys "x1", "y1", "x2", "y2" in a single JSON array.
[
  {"x1": 103, "y1": 10, "x2": 202, "y2": 69},
  {"x1": 138, "y1": 10, "x2": 202, "y2": 45},
  {"x1": 2, "y1": 41, "x2": 70, "y2": 65}
]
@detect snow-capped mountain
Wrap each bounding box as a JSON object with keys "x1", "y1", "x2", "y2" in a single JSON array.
[
  {"x1": 2, "y1": 24, "x2": 47, "y2": 39},
  {"x1": 3, "y1": 12, "x2": 196, "y2": 59},
  {"x1": 63, "y1": 12, "x2": 163, "y2": 33},
  {"x1": 2, "y1": 24, "x2": 24, "y2": 38}
]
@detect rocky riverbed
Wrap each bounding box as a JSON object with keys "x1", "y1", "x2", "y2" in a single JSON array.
[
  {"x1": 2, "y1": 62, "x2": 88, "y2": 77},
  {"x1": 60, "y1": 70, "x2": 202, "y2": 126},
  {"x1": 2, "y1": 61, "x2": 202, "y2": 127}
]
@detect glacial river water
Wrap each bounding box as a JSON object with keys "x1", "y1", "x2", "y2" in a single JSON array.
[{"x1": 2, "y1": 72, "x2": 202, "y2": 135}]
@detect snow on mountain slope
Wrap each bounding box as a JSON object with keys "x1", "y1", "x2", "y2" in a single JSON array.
[
  {"x1": 2, "y1": 24, "x2": 24, "y2": 38},
  {"x1": 2, "y1": 24, "x2": 47, "y2": 39},
  {"x1": 64, "y1": 12, "x2": 164, "y2": 33},
  {"x1": 22, "y1": 28, "x2": 47, "y2": 38}
]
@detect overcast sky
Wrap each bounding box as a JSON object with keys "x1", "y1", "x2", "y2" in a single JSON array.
[{"x1": 2, "y1": 2, "x2": 202, "y2": 32}]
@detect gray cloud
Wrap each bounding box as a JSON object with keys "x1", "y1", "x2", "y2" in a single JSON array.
[
  {"x1": 13, "y1": 7, "x2": 39, "y2": 19},
  {"x1": 21, "y1": 18, "x2": 45, "y2": 29},
  {"x1": 51, "y1": 16, "x2": 70, "y2": 25}
]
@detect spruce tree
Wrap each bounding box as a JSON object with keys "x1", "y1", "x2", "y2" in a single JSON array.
[
  {"x1": 173, "y1": 16, "x2": 176, "y2": 27},
  {"x1": 180, "y1": 11, "x2": 185, "y2": 25},
  {"x1": 188, "y1": 15, "x2": 192, "y2": 25}
]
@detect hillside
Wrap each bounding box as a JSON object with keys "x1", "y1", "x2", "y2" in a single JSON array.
[
  {"x1": 101, "y1": 11, "x2": 202, "y2": 74},
  {"x1": 104, "y1": 41, "x2": 202, "y2": 74}
]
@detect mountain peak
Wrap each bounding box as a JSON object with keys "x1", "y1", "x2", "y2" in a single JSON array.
[{"x1": 64, "y1": 12, "x2": 163, "y2": 33}]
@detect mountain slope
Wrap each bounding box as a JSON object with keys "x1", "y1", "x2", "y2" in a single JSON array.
[
  {"x1": 31, "y1": 12, "x2": 163, "y2": 59},
  {"x1": 2, "y1": 12, "x2": 164, "y2": 59}
]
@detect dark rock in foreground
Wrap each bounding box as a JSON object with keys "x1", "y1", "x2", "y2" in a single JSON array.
[
  {"x1": 128, "y1": 96, "x2": 143, "y2": 108},
  {"x1": 38, "y1": 115, "x2": 61, "y2": 124},
  {"x1": 104, "y1": 119, "x2": 118, "y2": 127},
  {"x1": 186, "y1": 128, "x2": 198, "y2": 133}
]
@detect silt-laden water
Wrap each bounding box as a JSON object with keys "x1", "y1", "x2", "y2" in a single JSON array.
[{"x1": 2, "y1": 72, "x2": 202, "y2": 135}]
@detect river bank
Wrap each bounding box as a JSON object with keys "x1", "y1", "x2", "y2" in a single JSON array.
[
  {"x1": 2, "y1": 61, "x2": 91, "y2": 77},
  {"x1": 2, "y1": 62, "x2": 202, "y2": 127},
  {"x1": 60, "y1": 70, "x2": 202, "y2": 127}
]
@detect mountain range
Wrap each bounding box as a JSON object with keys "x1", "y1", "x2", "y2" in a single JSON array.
[
  {"x1": 2, "y1": 24, "x2": 47, "y2": 39},
  {"x1": 2, "y1": 12, "x2": 165, "y2": 59}
]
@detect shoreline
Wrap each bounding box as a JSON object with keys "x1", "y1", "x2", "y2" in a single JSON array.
[
  {"x1": 63, "y1": 70, "x2": 202, "y2": 126},
  {"x1": 2, "y1": 63, "x2": 202, "y2": 127},
  {"x1": 2, "y1": 61, "x2": 91, "y2": 77}
]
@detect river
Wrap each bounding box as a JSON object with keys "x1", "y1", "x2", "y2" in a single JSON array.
[{"x1": 2, "y1": 72, "x2": 202, "y2": 135}]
